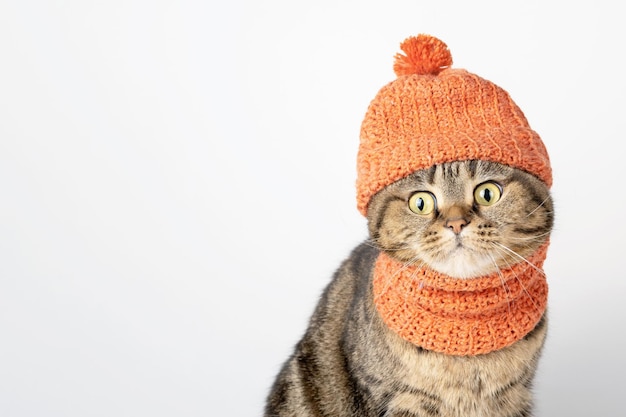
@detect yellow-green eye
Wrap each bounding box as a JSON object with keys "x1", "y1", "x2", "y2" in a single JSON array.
[
  {"x1": 408, "y1": 192, "x2": 436, "y2": 215},
  {"x1": 474, "y1": 182, "x2": 502, "y2": 206}
]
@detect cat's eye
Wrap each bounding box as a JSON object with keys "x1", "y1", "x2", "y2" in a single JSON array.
[
  {"x1": 474, "y1": 182, "x2": 502, "y2": 206},
  {"x1": 408, "y1": 192, "x2": 436, "y2": 215}
]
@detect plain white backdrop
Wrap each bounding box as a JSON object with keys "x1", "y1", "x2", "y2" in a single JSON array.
[{"x1": 1, "y1": 1, "x2": 625, "y2": 416}]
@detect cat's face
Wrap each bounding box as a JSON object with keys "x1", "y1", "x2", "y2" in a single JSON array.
[{"x1": 367, "y1": 160, "x2": 553, "y2": 279}]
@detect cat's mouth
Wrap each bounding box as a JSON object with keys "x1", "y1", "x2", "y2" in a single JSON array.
[
  {"x1": 428, "y1": 239, "x2": 499, "y2": 279},
  {"x1": 449, "y1": 241, "x2": 475, "y2": 259},
  {"x1": 450, "y1": 234, "x2": 472, "y2": 252}
]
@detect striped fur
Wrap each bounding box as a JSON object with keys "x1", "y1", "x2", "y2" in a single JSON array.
[{"x1": 265, "y1": 160, "x2": 553, "y2": 417}]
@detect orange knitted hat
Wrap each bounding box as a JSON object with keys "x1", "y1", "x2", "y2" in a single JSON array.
[{"x1": 356, "y1": 34, "x2": 552, "y2": 215}]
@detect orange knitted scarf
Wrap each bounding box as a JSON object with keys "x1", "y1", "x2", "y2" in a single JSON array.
[{"x1": 373, "y1": 243, "x2": 549, "y2": 356}]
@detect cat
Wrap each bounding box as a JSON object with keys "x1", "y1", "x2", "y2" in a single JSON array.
[{"x1": 264, "y1": 159, "x2": 553, "y2": 417}]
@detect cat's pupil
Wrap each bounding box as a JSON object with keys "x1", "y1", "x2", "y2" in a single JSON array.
[
  {"x1": 481, "y1": 189, "x2": 492, "y2": 202},
  {"x1": 416, "y1": 198, "x2": 425, "y2": 211}
]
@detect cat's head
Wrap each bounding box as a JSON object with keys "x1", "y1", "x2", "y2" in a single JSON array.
[
  {"x1": 356, "y1": 35, "x2": 553, "y2": 278},
  {"x1": 366, "y1": 160, "x2": 553, "y2": 279}
]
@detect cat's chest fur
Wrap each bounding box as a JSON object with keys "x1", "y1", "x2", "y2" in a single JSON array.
[{"x1": 362, "y1": 312, "x2": 546, "y2": 417}]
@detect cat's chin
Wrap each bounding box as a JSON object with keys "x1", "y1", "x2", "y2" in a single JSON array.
[{"x1": 427, "y1": 250, "x2": 500, "y2": 279}]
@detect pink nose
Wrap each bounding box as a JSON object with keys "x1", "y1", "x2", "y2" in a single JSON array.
[{"x1": 445, "y1": 218, "x2": 468, "y2": 234}]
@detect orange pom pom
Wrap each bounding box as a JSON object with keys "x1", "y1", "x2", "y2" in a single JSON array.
[{"x1": 393, "y1": 34, "x2": 453, "y2": 76}]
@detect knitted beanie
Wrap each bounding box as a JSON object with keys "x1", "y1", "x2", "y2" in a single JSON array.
[{"x1": 356, "y1": 34, "x2": 552, "y2": 215}]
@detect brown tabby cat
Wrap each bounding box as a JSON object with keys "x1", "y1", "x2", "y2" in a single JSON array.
[{"x1": 264, "y1": 160, "x2": 553, "y2": 417}]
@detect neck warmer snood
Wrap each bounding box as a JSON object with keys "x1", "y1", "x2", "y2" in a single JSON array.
[{"x1": 372, "y1": 243, "x2": 549, "y2": 356}]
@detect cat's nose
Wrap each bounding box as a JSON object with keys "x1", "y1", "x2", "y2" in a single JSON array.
[{"x1": 445, "y1": 218, "x2": 468, "y2": 234}]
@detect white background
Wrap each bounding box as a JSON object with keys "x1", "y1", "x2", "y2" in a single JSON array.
[{"x1": 1, "y1": 1, "x2": 624, "y2": 416}]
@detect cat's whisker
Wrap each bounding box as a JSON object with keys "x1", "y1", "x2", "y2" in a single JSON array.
[
  {"x1": 492, "y1": 242, "x2": 546, "y2": 277},
  {"x1": 401, "y1": 258, "x2": 428, "y2": 303},
  {"x1": 363, "y1": 238, "x2": 389, "y2": 251},
  {"x1": 526, "y1": 195, "x2": 553, "y2": 217},
  {"x1": 488, "y1": 253, "x2": 512, "y2": 316},
  {"x1": 407, "y1": 258, "x2": 428, "y2": 281},
  {"x1": 491, "y1": 244, "x2": 543, "y2": 312},
  {"x1": 365, "y1": 238, "x2": 414, "y2": 253},
  {"x1": 507, "y1": 231, "x2": 551, "y2": 241},
  {"x1": 374, "y1": 254, "x2": 428, "y2": 299}
]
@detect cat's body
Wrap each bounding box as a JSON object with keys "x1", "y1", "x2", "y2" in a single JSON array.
[{"x1": 265, "y1": 160, "x2": 553, "y2": 417}]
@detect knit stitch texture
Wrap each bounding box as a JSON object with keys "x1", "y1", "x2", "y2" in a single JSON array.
[{"x1": 372, "y1": 243, "x2": 549, "y2": 356}]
